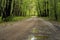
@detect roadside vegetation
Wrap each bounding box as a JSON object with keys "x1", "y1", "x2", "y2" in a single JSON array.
[{"x1": 0, "y1": 0, "x2": 60, "y2": 23}]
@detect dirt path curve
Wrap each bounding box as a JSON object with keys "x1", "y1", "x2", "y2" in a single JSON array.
[{"x1": 0, "y1": 17, "x2": 60, "y2": 40}]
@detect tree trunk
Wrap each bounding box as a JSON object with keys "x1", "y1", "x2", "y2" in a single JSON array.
[
  {"x1": 2, "y1": 0, "x2": 12, "y2": 21},
  {"x1": 54, "y1": 0, "x2": 58, "y2": 21}
]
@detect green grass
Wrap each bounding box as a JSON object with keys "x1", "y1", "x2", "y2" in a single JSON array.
[
  {"x1": 12, "y1": 16, "x2": 30, "y2": 21},
  {"x1": 0, "y1": 17, "x2": 3, "y2": 23},
  {"x1": 41, "y1": 17, "x2": 50, "y2": 21},
  {"x1": 41, "y1": 17, "x2": 60, "y2": 24},
  {"x1": 0, "y1": 16, "x2": 31, "y2": 23}
]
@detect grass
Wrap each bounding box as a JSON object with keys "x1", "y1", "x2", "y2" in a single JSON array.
[
  {"x1": 41, "y1": 17, "x2": 50, "y2": 21},
  {"x1": 41, "y1": 17, "x2": 60, "y2": 24},
  {"x1": 0, "y1": 16, "x2": 31, "y2": 23},
  {"x1": 41, "y1": 17, "x2": 60, "y2": 21},
  {"x1": 0, "y1": 17, "x2": 3, "y2": 23},
  {"x1": 12, "y1": 16, "x2": 27, "y2": 21}
]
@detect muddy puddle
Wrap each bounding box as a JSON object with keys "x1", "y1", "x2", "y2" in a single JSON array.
[
  {"x1": 26, "y1": 28, "x2": 52, "y2": 40},
  {"x1": 27, "y1": 35, "x2": 48, "y2": 40}
]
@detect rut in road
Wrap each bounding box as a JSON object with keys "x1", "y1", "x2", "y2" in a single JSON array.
[{"x1": 0, "y1": 17, "x2": 60, "y2": 40}]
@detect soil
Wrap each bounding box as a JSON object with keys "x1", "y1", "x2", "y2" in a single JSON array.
[{"x1": 0, "y1": 17, "x2": 60, "y2": 40}]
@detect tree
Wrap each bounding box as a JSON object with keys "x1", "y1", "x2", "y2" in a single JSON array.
[
  {"x1": 36, "y1": 0, "x2": 41, "y2": 17},
  {"x1": 54, "y1": 0, "x2": 58, "y2": 21},
  {"x1": 2, "y1": 0, "x2": 12, "y2": 21},
  {"x1": 0, "y1": 0, "x2": 2, "y2": 16},
  {"x1": 43, "y1": 0, "x2": 49, "y2": 17}
]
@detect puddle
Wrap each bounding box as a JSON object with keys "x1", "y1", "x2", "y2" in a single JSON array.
[
  {"x1": 27, "y1": 28, "x2": 49, "y2": 40},
  {"x1": 27, "y1": 35, "x2": 37, "y2": 40},
  {"x1": 35, "y1": 36, "x2": 48, "y2": 40},
  {"x1": 27, "y1": 35, "x2": 48, "y2": 40}
]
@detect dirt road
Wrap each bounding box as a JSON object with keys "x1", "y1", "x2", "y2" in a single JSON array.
[{"x1": 0, "y1": 17, "x2": 60, "y2": 40}]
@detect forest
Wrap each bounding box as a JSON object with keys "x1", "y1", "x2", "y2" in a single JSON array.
[
  {"x1": 0, "y1": 0, "x2": 60, "y2": 40},
  {"x1": 0, "y1": 0, "x2": 60, "y2": 22}
]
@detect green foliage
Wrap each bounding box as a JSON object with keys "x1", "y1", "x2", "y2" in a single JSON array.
[
  {"x1": 0, "y1": 0, "x2": 60, "y2": 22},
  {"x1": 12, "y1": 16, "x2": 30, "y2": 21},
  {"x1": 4, "y1": 16, "x2": 13, "y2": 22}
]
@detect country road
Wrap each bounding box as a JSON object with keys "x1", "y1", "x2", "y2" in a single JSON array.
[{"x1": 0, "y1": 17, "x2": 60, "y2": 40}]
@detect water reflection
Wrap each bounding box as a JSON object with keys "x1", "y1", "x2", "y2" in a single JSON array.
[
  {"x1": 28, "y1": 35, "x2": 48, "y2": 40},
  {"x1": 27, "y1": 27, "x2": 49, "y2": 40},
  {"x1": 31, "y1": 36, "x2": 37, "y2": 40}
]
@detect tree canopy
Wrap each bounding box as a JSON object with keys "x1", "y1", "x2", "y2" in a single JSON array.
[{"x1": 0, "y1": 0, "x2": 60, "y2": 21}]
